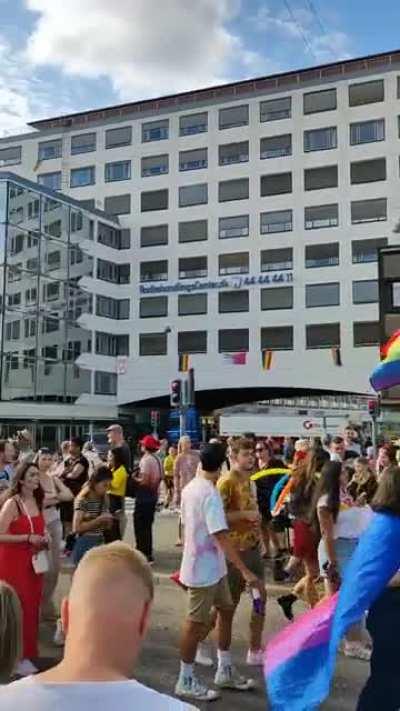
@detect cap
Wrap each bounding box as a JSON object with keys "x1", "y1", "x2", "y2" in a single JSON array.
[
  {"x1": 140, "y1": 434, "x2": 160, "y2": 451},
  {"x1": 106, "y1": 424, "x2": 122, "y2": 432}
]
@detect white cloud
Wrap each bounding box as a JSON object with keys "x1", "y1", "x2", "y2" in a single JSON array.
[{"x1": 24, "y1": 0, "x2": 265, "y2": 100}]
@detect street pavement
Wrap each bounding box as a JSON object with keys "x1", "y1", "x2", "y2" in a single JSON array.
[{"x1": 42, "y1": 507, "x2": 368, "y2": 710}]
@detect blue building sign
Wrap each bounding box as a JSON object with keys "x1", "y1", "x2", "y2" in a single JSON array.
[{"x1": 139, "y1": 272, "x2": 293, "y2": 295}]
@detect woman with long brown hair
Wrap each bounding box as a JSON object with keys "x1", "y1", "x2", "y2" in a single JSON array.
[
  {"x1": 72, "y1": 465, "x2": 113, "y2": 566},
  {"x1": 0, "y1": 462, "x2": 47, "y2": 675},
  {"x1": 348, "y1": 456, "x2": 377, "y2": 505}
]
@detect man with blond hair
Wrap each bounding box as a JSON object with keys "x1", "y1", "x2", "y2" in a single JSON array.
[{"x1": 0, "y1": 542, "x2": 197, "y2": 710}]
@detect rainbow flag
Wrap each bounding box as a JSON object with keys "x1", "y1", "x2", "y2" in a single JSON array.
[
  {"x1": 178, "y1": 353, "x2": 190, "y2": 373},
  {"x1": 265, "y1": 512, "x2": 400, "y2": 711},
  {"x1": 370, "y1": 329, "x2": 400, "y2": 391},
  {"x1": 262, "y1": 350, "x2": 273, "y2": 370},
  {"x1": 223, "y1": 352, "x2": 247, "y2": 365}
]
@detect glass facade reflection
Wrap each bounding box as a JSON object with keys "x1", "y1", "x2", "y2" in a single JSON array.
[{"x1": 0, "y1": 173, "x2": 118, "y2": 403}]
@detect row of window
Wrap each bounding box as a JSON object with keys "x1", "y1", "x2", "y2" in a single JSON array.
[
  {"x1": 1, "y1": 78, "x2": 397, "y2": 167},
  {"x1": 137, "y1": 321, "x2": 380, "y2": 356}
]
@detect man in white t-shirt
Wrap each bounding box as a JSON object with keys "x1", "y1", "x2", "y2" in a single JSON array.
[
  {"x1": 0, "y1": 542, "x2": 196, "y2": 711},
  {"x1": 176, "y1": 443, "x2": 264, "y2": 703}
]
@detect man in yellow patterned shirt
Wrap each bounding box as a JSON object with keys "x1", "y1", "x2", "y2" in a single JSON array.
[{"x1": 217, "y1": 437, "x2": 266, "y2": 667}]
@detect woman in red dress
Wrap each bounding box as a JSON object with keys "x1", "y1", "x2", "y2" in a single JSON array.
[{"x1": 0, "y1": 461, "x2": 47, "y2": 676}]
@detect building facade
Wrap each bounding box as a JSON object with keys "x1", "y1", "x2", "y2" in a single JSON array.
[{"x1": 1, "y1": 50, "x2": 400, "y2": 411}]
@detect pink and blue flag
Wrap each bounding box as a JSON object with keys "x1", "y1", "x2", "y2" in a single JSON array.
[{"x1": 265, "y1": 512, "x2": 400, "y2": 710}]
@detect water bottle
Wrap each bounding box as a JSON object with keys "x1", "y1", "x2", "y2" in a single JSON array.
[{"x1": 250, "y1": 587, "x2": 265, "y2": 615}]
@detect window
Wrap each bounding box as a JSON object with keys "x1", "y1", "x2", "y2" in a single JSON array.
[
  {"x1": 105, "y1": 160, "x2": 131, "y2": 182},
  {"x1": 7, "y1": 292, "x2": 21, "y2": 307},
  {"x1": 219, "y1": 178, "x2": 249, "y2": 202},
  {"x1": 70, "y1": 246, "x2": 84, "y2": 264},
  {"x1": 42, "y1": 316, "x2": 59, "y2": 333},
  {"x1": 140, "y1": 189, "x2": 168, "y2": 212},
  {"x1": 261, "y1": 172, "x2": 292, "y2": 196},
  {"x1": 219, "y1": 215, "x2": 249, "y2": 239},
  {"x1": 219, "y1": 290, "x2": 249, "y2": 313},
  {"x1": 38, "y1": 172, "x2": 61, "y2": 191},
  {"x1": 97, "y1": 259, "x2": 130, "y2": 284},
  {"x1": 261, "y1": 247, "x2": 293, "y2": 271},
  {"x1": 25, "y1": 287, "x2": 37, "y2": 304},
  {"x1": 9, "y1": 263, "x2": 22, "y2": 282},
  {"x1": 141, "y1": 154, "x2": 169, "y2": 177},
  {"x1": 70, "y1": 166, "x2": 95, "y2": 188},
  {"x1": 27, "y1": 257, "x2": 38, "y2": 272},
  {"x1": 353, "y1": 321, "x2": 380, "y2": 347},
  {"x1": 142, "y1": 119, "x2": 169, "y2": 142},
  {"x1": 24, "y1": 318, "x2": 36, "y2": 338},
  {"x1": 352, "y1": 238, "x2": 387, "y2": 264},
  {"x1": 306, "y1": 282, "x2": 340, "y2": 307},
  {"x1": 306, "y1": 323, "x2": 340, "y2": 349},
  {"x1": 179, "y1": 256, "x2": 207, "y2": 279},
  {"x1": 95, "y1": 333, "x2": 129, "y2": 356},
  {"x1": 120, "y1": 229, "x2": 131, "y2": 249},
  {"x1": 71, "y1": 133, "x2": 96, "y2": 154},
  {"x1": 219, "y1": 252, "x2": 249, "y2": 275},
  {"x1": 46, "y1": 250, "x2": 61, "y2": 270},
  {"x1": 349, "y1": 80, "x2": 384, "y2": 107},
  {"x1": 96, "y1": 296, "x2": 130, "y2": 319},
  {"x1": 178, "y1": 331, "x2": 207, "y2": 353},
  {"x1": 218, "y1": 329, "x2": 249, "y2": 352},
  {"x1": 261, "y1": 288, "x2": 293, "y2": 311},
  {"x1": 179, "y1": 220, "x2": 208, "y2": 243},
  {"x1": 351, "y1": 198, "x2": 387, "y2": 224},
  {"x1": 350, "y1": 158, "x2": 386, "y2": 184},
  {"x1": 44, "y1": 282, "x2": 60, "y2": 302},
  {"x1": 0, "y1": 146, "x2": 21, "y2": 166},
  {"x1": 38, "y1": 139, "x2": 62, "y2": 160},
  {"x1": 178, "y1": 293, "x2": 207, "y2": 315},
  {"x1": 260, "y1": 209, "x2": 292, "y2": 234},
  {"x1": 140, "y1": 260, "x2": 168, "y2": 282},
  {"x1": 179, "y1": 148, "x2": 207, "y2": 171},
  {"x1": 350, "y1": 119, "x2": 385, "y2": 145},
  {"x1": 179, "y1": 183, "x2": 208, "y2": 207},
  {"x1": 104, "y1": 194, "x2": 131, "y2": 215},
  {"x1": 260, "y1": 134, "x2": 292, "y2": 159},
  {"x1": 304, "y1": 127, "x2": 337, "y2": 152},
  {"x1": 139, "y1": 333, "x2": 167, "y2": 356},
  {"x1": 79, "y1": 199, "x2": 95, "y2": 211},
  {"x1": 95, "y1": 371, "x2": 117, "y2": 395},
  {"x1": 353, "y1": 279, "x2": 379, "y2": 304},
  {"x1": 10, "y1": 233, "x2": 24, "y2": 254},
  {"x1": 305, "y1": 243, "x2": 339, "y2": 268},
  {"x1": 5, "y1": 321, "x2": 20, "y2": 341},
  {"x1": 260, "y1": 96, "x2": 291, "y2": 122},
  {"x1": 303, "y1": 89, "x2": 337, "y2": 114},
  {"x1": 179, "y1": 112, "x2": 208, "y2": 136},
  {"x1": 305, "y1": 165, "x2": 338, "y2": 191},
  {"x1": 219, "y1": 141, "x2": 249, "y2": 165},
  {"x1": 105, "y1": 126, "x2": 132, "y2": 149},
  {"x1": 140, "y1": 296, "x2": 168, "y2": 318},
  {"x1": 261, "y1": 326, "x2": 293, "y2": 349},
  {"x1": 219, "y1": 105, "x2": 248, "y2": 129},
  {"x1": 305, "y1": 203, "x2": 338, "y2": 230},
  {"x1": 97, "y1": 223, "x2": 124, "y2": 249},
  {"x1": 140, "y1": 224, "x2": 168, "y2": 247}
]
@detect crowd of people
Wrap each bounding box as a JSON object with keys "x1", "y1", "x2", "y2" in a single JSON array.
[{"x1": 0, "y1": 421, "x2": 398, "y2": 708}]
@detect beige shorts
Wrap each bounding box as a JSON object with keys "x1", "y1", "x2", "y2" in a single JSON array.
[{"x1": 187, "y1": 576, "x2": 233, "y2": 626}]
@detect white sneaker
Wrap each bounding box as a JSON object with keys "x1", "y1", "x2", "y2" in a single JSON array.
[
  {"x1": 195, "y1": 643, "x2": 214, "y2": 667},
  {"x1": 214, "y1": 665, "x2": 256, "y2": 691},
  {"x1": 246, "y1": 648, "x2": 264, "y2": 666},
  {"x1": 53, "y1": 619, "x2": 65, "y2": 646},
  {"x1": 175, "y1": 674, "x2": 220, "y2": 701},
  {"x1": 15, "y1": 659, "x2": 38, "y2": 676}
]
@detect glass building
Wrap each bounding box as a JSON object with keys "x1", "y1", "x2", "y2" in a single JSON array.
[{"x1": 0, "y1": 172, "x2": 122, "y2": 443}]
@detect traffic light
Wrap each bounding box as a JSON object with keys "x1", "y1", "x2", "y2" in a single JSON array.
[
  {"x1": 368, "y1": 399, "x2": 380, "y2": 419},
  {"x1": 170, "y1": 379, "x2": 182, "y2": 407}
]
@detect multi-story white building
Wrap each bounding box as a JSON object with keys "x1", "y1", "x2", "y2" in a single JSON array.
[{"x1": 1, "y1": 49, "x2": 400, "y2": 419}]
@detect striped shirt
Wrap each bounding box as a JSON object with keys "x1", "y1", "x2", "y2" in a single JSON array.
[{"x1": 74, "y1": 494, "x2": 108, "y2": 536}]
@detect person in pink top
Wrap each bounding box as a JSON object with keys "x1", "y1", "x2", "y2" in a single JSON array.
[{"x1": 173, "y1": 436, "x2": 200, "y2": 546}]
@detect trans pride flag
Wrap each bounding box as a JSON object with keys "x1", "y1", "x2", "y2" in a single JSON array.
[
  {"x1": 370, "y1": 330, "x2": 400, "y2": 391},
  {"x1": 265, "y1": 512, "x2": 400, "y2": 711}
]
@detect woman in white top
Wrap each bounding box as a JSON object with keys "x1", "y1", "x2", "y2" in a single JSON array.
[
  {"x1": 35, "y1": 448, "x2": 73, "y2": 620},
  {"x1": 315, "y1": 460, "x2": 372, "y2": 660}
]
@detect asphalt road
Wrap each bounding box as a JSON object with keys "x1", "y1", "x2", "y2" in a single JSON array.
[{"x1": 41, "y1": 507, "x2": 367, "y2": 710}]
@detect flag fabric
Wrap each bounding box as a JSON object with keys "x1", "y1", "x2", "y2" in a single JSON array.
[
  {"x1": 262, "y1": 350, "x2": 273, "y2": 370},
  {"x1": 331, "y1": 346, "x2": 342, "y2": 367},
  {"x1": 371, "y1": 329, "x2": 400, "y2": 391},
  {"x1": 265, "y1": 512, "x2": 400, "y2": 711},
  {"x1": 178, "y1": 353, "x2": 190, "y2": 373},
  {"x1": 223, "y1": 352, "x2": 247, "y2": 365}
]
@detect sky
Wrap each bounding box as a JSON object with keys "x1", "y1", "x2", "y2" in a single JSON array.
[{"x1": 0, "y1": 0, "x2": 399, "y2": 136}]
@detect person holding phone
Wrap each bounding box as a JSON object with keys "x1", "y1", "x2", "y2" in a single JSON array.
[{"x1": 72, "y1": 466, "x2": 113, "y2": 566}]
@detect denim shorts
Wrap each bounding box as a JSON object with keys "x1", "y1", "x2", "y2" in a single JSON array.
[
  {"x1": 318, "y1": 537, "x2": 358, "y2": 578},
  {"x1": 72, "y1": 534, "x2": 104, "y2": 566}
]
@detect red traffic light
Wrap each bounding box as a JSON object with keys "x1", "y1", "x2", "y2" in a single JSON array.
[{"x1": 368, "y1": 399, "x2": 379, "y2": 417}]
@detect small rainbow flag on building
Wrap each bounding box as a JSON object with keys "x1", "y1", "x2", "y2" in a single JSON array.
[
  {"x1": 178, "y1": 353, "x2": 190, "y2": 372},
  {"x1": 223, "y1": 351, "x2": 247, "y2": 365},
  {"x1": 262, "y1": 350, "x2": 273, "y2": 370},
  {"x1": 370, "y1": 329, "x2": 400, "y2": 391}
]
